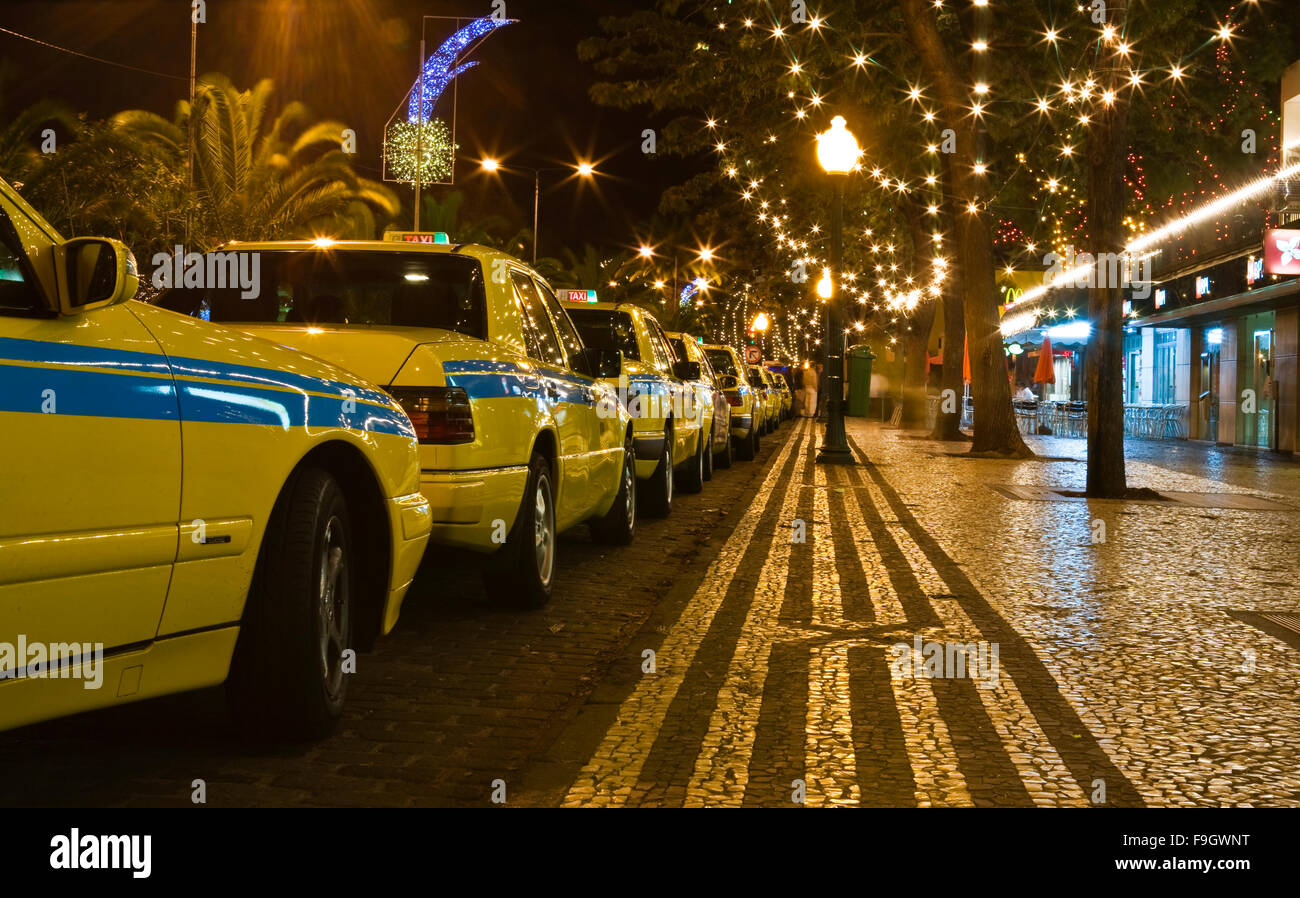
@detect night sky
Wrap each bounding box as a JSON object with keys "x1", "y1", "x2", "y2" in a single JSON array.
[{"x1": 0, "y1": 0, "x2": 690, "y2": 256}]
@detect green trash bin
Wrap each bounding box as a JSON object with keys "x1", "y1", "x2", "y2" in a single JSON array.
[{"x1": 847, "y1": 344, "x2": 875, "y2": 418}]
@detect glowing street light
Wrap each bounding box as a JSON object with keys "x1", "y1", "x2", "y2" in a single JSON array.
[
  {"x1": 814, "y1": 115, "x2": 859, "y2": 465},
  {"x1": 815, "y1": 115, "x2": 859, "y2": 175},
  {"x1": 817, "y1": 269, "x2": 833, "y2": 299},
  {"x1": 479, "y1": 157, "x2": 598, "y2": 264}
]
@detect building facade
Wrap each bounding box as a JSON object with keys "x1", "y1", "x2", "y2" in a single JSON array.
[{"x1": 1128, "y1": 58, "x2": 1300, "y2": 451}]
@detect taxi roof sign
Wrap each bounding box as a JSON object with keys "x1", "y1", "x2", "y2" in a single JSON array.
[
  {"x1": 564, "y1": 289, "x2": 598, "y2": 303},
  {"x1": 385, "y1": 231, "x2": 451, "y2": 245}
]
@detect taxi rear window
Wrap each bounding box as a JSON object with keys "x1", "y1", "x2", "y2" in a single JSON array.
[
  {"x1": 567, "y1": 308, "x2": 640, "y2": 361},
  {"x1": 158, "y1": 250, "x2": 487, "y2": 340},
  {"x1": 704, "y1": 348, "x2": 738, "y2": 377}
]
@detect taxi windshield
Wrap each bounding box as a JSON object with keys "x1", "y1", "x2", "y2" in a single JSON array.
[
  {"x1": 567, "y1": 308, "x2": 640, "y2": 360},
  {"x1": 158, "y1": 249, "x2": 488, "y2": 339},
  {"x1": 704, "y1": 348, "x2": 738, "y2": 377}
]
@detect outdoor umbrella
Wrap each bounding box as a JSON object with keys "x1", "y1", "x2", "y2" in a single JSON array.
[{"x1": 1033, "y1": 335, "x2": 1056, "y2": 385}]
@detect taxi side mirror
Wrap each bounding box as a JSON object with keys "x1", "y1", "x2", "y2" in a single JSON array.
[
  {"x1": 673, "y1": 360, "x2": 701, "y2": 381},
  {"x1": 53, "y1": 237, "x2": 137, "y2": 315},
  {"x1": 718, "y1": 374, "x2": 738, "y2": 389}
]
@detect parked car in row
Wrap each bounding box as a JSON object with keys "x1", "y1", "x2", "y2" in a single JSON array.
[
  {"x1": 0, "y1": 182, "x2": 432, "y2": 738},
  {"x1": 665, "y1": 331, "x2": 732, "y2": 472},
  {"x1": 563, "y1": 300, "x2": 707, "y2": 517},
  {"x1": 749, "y1": 364, "x2": 781, "y2": 434},
  {"x1": 769, "y1": 370, "x2": 793, "y2": 420},
  {"x1": 701, "y1": 343, "x2": 762, "y2": 460},
  {"x1": 159, "y1": 239, "x2": 635, "y2": 609}
]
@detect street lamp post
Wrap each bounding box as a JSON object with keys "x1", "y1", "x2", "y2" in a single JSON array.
[
  {"x1": 815, "y1": 115, "x2": 858, "y2": 465},
  {"x1": 480, "y1": 159, "x2": 595, "y2": 265}
]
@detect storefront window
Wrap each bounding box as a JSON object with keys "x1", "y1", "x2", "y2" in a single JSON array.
[
  {"x1": 1152, "y1": 329, "x2": 1178, "y2": 405},
  {"x1": 1236, "y1": 312, "x2": 1275, "y2": 449},
  {"x1": 1123, "y1": 331, "x2": 1141, "y2": 403}
]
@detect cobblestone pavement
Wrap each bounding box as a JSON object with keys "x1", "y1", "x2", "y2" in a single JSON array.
[
  {"x1": 5, "y1": 419, "x2": 1300, "y2": 807},
  {"x1": 532, "y1": 421, "x2": 1300, "y2": 807}
]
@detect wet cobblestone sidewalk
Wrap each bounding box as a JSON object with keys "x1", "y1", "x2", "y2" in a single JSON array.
[
  {"x1": 539, "y1": 421, "x2": 1300, "y2": 807},
  {"x1": 4, "y1": 418, "x2": 1299, "y2": 807}
]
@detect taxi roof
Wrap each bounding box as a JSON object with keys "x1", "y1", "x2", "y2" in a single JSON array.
[
  {"x1": 219, "y1": 238, "x2": 482, "y2": 254},
  {"x1": 558, "y1": 300, "x2": 632, "y2": 312}
]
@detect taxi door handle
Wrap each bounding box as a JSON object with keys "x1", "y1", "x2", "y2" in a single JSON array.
[{"x1": 546, "y1": 384, "x2": 560, "y2": 401}]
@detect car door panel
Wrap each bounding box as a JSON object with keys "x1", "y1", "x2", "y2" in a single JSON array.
[
  {"x1": 511, "y1": 273, "x2": 591, "y2": 528},
  {"x1": 0, "y1": 300, "x2": 181, "y2": 651}
]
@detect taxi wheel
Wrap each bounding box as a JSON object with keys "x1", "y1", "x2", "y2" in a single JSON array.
[
  {"x1": 702, "y1": 425, "x2": 715, "y2": 481},
  {"x1": 484, "y1": 453, "x2": 555, "y2": 608},
  {"x1": 591, "y1": 432, "x2": 636, "y2": 546},
  {"x1": 641, "y1": 426, "x2": 674, "y2": 517},
  {"x1": 680, "y1": 426, "x2": 706, "y2": 494},
  {"x1": 227, "y1": 466, "x2": 352, "y2": 740},
  {"x1": 735, "y1": 421, "x2": 755, "y2": 461},
  {"x1": 715, "y1": 424, "x2": 733, "y2": 469}
]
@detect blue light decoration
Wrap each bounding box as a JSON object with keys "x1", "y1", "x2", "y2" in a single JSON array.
[
  {"x1": 407, "y1": 17, "x2": 514, "y2": 124},
  {"x1": 386, "y1": 16, "x2": 514, "y2": 186},
  {"x1": 679, "y1": 277, "x2": 707, "y2": 308}
]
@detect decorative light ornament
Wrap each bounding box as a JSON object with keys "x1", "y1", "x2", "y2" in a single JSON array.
[
  {"x1": 407, "y1": 17, "x2": 513, "y2": 123},
  {"x1": 385, "y1": 119, "x2": 455, "y2": 185}
]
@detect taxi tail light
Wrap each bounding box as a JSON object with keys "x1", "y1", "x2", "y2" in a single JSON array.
[
  {"x1": 725, "y1": 392, "x2": 744, "y2": 407},
  {"x1": 391, "y1": 387, "x2": 474, "y2": 444}
]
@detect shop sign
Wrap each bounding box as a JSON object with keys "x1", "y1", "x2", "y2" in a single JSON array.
[{"x1": 1263, "y1": 229, "x2": 1300, "y2": 275}]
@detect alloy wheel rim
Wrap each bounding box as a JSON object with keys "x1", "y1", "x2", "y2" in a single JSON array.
[
  {"x1": 534, "y1": 475, "x2": 555, "y2": 585},
  {"x1": 664, "y1": 440, "x2": 673, "y2": 502},
  {"x1": 317, "y1": 515, "x2": 349, "y2": 700},
  {"x1": 624, "y1": 448, "x2": 636, "y2": 528}
]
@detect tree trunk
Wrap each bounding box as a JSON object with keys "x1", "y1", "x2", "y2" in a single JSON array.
[
  {"x1": 901, "y1": 300, "x2": 936, "y2": 428},
  {"x1": 931, "y1": 162, "x2": 966, "y2": 441},
  {"x1": 898, "y1": 0, "x2": 1031, "y2": 457},
  {"x1": 900, "y1": 198, "x2": 937, "y2": 429},
  {"x1": 1085, "y1": 0, "x2": 1131, "y2": 496},
  {"x1": 958, "y1": 194, "x2": 1030, "y2": 456}
]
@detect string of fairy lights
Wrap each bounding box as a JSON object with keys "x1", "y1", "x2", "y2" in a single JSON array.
[{"x1": 657, "y1": 0, "x2": 1278, "y2": 352}]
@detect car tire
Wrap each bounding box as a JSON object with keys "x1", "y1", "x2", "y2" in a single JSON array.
[
  {"x1": 641, "y1": 424, "x2": 674, "y2": 517},
  {"x1": 483, "y1": 453, "x2": 556, "y2": 609},
  {"x1": 681, "y1": 425, "x2": 706, "y2": 494},
  {"x1": 591, "y1": 431, "x2": 636, "y2": 546},
  {"x1": 715, "y1": 422, "x2": 733, "y2": 469},
  {"x1": 735, "y1": 428, "x2": 753, "y2": 462},
  {"x1": 702, "y1": 425, "x2": 715, "y2": 481},
  {"x1": 227, "y1": 466, "x2": 353, "y2": 740}
]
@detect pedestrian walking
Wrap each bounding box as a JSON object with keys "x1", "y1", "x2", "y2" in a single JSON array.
[{"x1": 807, "y1": 363, "x2": 822, "y2": 417}]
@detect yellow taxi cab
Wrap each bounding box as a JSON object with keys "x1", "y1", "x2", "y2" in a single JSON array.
[
  {"x1": 159, "y1": 237, "x2": 635, "y2": 609},
  {"x1": 749, "y1": 364, "x2": 781, "y2": 434},
  {"x1": 665, "y1": 331, "x2": 731, "y2": 472},
  {"x1": 563, "y1": 301, "x2": 704, "y2": 516},
  {"x1": 769, "y1": 369, "x2": 793, "y2": 420},
  {"x1": 0, "y1": 180, "x2": 431, "y2": 738},
  {"x1": 701, "y1": 343, "x2": 761, "y2": 460}
]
